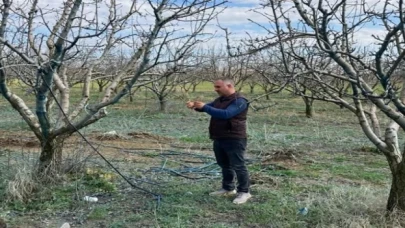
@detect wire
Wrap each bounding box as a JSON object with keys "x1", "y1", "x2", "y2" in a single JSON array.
[{"x1": 38, "y1": 69, "x2": 162, "y2": 208}]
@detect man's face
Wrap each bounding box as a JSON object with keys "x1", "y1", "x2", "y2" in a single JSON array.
[{"x1": 214, "y1": 80, "x2": 229, "y2": 96}]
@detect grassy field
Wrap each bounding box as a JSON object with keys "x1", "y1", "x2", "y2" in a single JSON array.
[{"x1": 0, "y1": 84, "x2": 402, "y2": 227}]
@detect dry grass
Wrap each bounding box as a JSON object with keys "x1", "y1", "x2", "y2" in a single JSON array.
[
  {"x1": 0, "y1": 90, "x2": 402, "y2": 227},
  {"x1": 301, "y1": 185, "x2": 405, "y2": 227},
  {"x1": 6, "y1": 166, "x2": 37, "y2": 202}
]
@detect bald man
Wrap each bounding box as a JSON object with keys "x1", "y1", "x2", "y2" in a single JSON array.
[{"x1": 187, "y1": 78, "x2": 251, "y2": 204}]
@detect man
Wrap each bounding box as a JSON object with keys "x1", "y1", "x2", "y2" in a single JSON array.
[{"x1": 186, "y1": 78, "x2": 251, "y2": 204}]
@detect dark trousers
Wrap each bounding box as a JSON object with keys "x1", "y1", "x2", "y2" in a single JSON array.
[{"x1": 213, "y1": 139, "x2": 250, "y2": 193}]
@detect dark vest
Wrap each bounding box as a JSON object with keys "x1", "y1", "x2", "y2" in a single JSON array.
[{"x1": 209, "y1": 92, "x2": 248, "y2": 139}]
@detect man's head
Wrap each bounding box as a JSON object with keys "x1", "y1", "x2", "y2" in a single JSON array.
[{"x1": 214, "y1": 78, "x2": 235, "y2": 96}]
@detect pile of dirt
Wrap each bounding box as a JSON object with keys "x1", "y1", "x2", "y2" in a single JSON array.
[
  {"x1": 0, "y1": 136, "x2": 39, "y2": 148},
  {"x1": 92, "y1": 131, "x2": 172, "y2": 143},
  {"x1": 261, "y1": 149, "x2": 298, "y2": 164}
]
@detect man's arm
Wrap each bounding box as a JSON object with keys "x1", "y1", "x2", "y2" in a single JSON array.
[
  {"x1": 202, "y1": 98, "x2": 247, "y2": 119},
  {"x1": 194, "y1": 101, "x2": 213, "y2": 112}
]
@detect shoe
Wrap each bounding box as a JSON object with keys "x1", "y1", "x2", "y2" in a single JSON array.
[
  {"x1": 233, "y1": 192, "x2": 252, "y2": 204},
  {"x1": 209, "y1": 189, "x2": 237, "y2": 196}
]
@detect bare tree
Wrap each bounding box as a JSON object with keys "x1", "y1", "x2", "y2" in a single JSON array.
[
  {"x1": 203, "y1": 46, "x2": 254, "y2": 90},
  {"x1": 228, "y1": 0, "x2": 405, "y2": 211},
  {"x1": 143, "y1": 66, "x2": 186, "y2": 111},
  {"x1": 178, "y1": 52, "x2": 208, "y2": 93},
  {"x1": 0, "y1": 0, "x2": 225, "y2": 175},
  {"x1": 179, "y1": 74, "x2": 204, "y2": 93}
]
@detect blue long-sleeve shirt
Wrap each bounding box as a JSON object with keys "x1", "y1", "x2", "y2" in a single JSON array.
[{"x1": 197, "y1": 98, "x2": 248, "y2": 119}]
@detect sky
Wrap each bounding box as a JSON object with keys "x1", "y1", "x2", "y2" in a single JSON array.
[
  {"x1": 190, "y1": 0, "x2": 391, "y2": 50},
  {"x1": 8, "y1": 0, "x2": 396, "y2": 53}
]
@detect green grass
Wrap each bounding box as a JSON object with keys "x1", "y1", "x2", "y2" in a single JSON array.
[
  {"x1": 306, "y1": 162, "x2": 389, "y2": 184},
  {"x1": 88, "y1": 206, "x2": 109, "y2": 220},
  {"x1": 179, "y1": 135, "x2": 210, "y2": 143},
  {"x1": 0, "y1": 84, "x2": 402, "y2": 227}
]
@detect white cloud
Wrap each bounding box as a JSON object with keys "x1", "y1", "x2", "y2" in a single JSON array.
[
  {"x1": 216, "y1": 6, "x2": 265, "y2": 26},
  {"x1": 7, "y1": 0, "x2": 394, "y2": 52},
  {"x1": 228, "y1": 0, "x2": 263, "y2": 6},
  {"x1": 353, "y1": 27, "x2": 389, "y2": 48},
  {"x1": 215, "y1": 0, "x2": 394, "y2": 49}
]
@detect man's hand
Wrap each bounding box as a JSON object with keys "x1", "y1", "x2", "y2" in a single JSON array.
[
  {"x1": 194, "y1": 101, "x2": 206, "y2": 109},
  {"x1": 186, "y1": 101, "x2": 195, "y2": 109}
]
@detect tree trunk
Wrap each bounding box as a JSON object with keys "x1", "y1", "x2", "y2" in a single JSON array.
[
  {"x1": 182, "y1": 85, "x2": 191, "y2": 93},
  {"x1": 159, "y1": 97, "x2": 167, "y2": 112},
  {"x1": 98, "y1": 84, "x2": 104, "y2": 92},
  {"x1": 96, "y1": 80, "x2": 106, "y2": 92},
  {"x1": 264, "y1": 87, "x2": 270, "y2": 100},
  {"x1": 305, "y1": 103, "x2": 313, "y2": 118},
  {"x1": 128, "y1": 82, "x2": 133, "y2": 102},
  {"x1": 303, "y1": 97, "x2": 314, "y2": 118},
  {"x1": 339, "y1": 91, "x2": 344, "y2": 109},
  {"x1": 129, "y1": 85, "x2": 141, "y2": 103},
  {"x1": 249, "y1": 84, "x2": 255, "y2": 94},
  {"x1": 192, "y1": 84, "x2": 198, "y2": 92},
  {"x1": 38, "y1": 136, "x2": 66, "y2": 175},
  {"x1": 387, "y1": 161, "x2": 405, "y2": 211}
]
